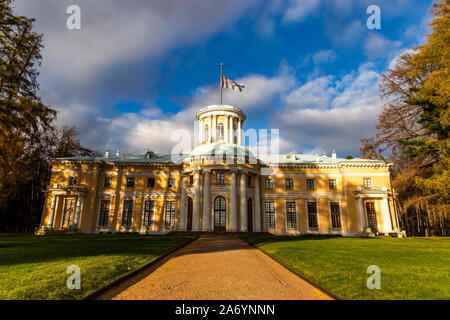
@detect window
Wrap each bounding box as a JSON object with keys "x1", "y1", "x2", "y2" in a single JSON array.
[
  {"x1": 68, "y1": 176, "x2": 77, "y2": 186},
  {"x1": 330, "y1": 202, "x2": 341, "y2": 229},
  {"x1": 365, "y1": 202, "x2": 377, "y2": 231},
  {"x1": 265, "y1": 178, "x2": 273, "y2": 190},
  {"x1": 62, "y1": 199, "x2": 76, "y2": 226},
  {"x1": 189, "y1": 175, "x2": 194, "y2": 185},
  {"x1": 247, "y1": 175, "x2": 252, "y2": 187},
  {"x1": 204, "y1": 124, "x2": 209, "y2": 142},
  {"x1": 216, "y1": 172, "x2": 225, "y2": 184},
  {"x1": 126, "y1": 177, "x2": 135, "y2": 188},
  {"x1": 147, "y1": 177, "x2": 155, "y2": 188},
  {"x1": 265, "y1": 201, "x2": 276, "y2": 228},
  {"x1": 143, "y1": 200, "x2": 155, "y2": 227},
  {"x1": 217, "y1": 122, "x2": 224, "y2": 140},
  {"x1": 103, "y1": 177, "x2": 112, "y2": 188},
  {"x1": 168, "y1": 178, "x2": 175, "y2": 188},
  {"x1": 164, "y1": 200, "x2": 176, "y2": 227},
  {"x1": 121, "y1": 200, "x2": 133, "y2": 227},
  {"x1": 306, "y1": 179, "x2": 315, "y2": 190},
  {"x1": 329, "y1": 179, "x2": 337, "y2": 190},
  {"x1": 307, "y1": 201, "x2": 318, "y2": 229},
  {"x1": 214, "y1": 196, "x2": 226, "y2": 230},
  {"x1": 363, "y1": 177, "x2": 372, "y2": 188},
  {"x1": 286, "y1": 202, "x2": 297, "y2": 229},
  {"x1": 98, "y1": 200, "x2": 110, "y2": 227},
  {"x1": 285, "y1": 179, "x2": 293, "y2": 190}
]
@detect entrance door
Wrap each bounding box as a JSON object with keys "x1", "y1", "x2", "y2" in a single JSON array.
[
  {"x1": 214, "y1": 196, "x2": 226, "y2": 232},
  {"x1": 187, "y1": 197, "x2": 193, "y2": 231},
  {"x1": 365, "y1": 201, "x2": 378, "y2": 232},
  {"x1": 62, "y1": 198, "x2": 76, "y2": 228},
  {"x1": 247, "y1": 198, "x2": 253, "y2": 232}
]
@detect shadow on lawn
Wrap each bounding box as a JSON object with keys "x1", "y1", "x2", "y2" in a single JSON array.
[
  {"x1": 242, "y1": 234, "x2": 378, "y2": 247},
  {"x1": 0, "y1": 234, "x2": 195, "y2": 266}
]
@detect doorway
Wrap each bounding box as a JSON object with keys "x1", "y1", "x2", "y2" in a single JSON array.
[
  {"x1": 214, "y1": 196, "x2": 226, "y2": 232},
  {"x1": 187, "y1": 197, "x2": 193, "y2": 231},
  {"x1": 247, "y1": 198, "x2": 253, "y2": 232}
]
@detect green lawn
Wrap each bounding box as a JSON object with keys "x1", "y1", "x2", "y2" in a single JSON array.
[
  {"x1": 242, "y1": 235, "x2": 450, "y2": 300},
  {"x1": 0, "y1": 233, "x2": 195, "y2": 300}
]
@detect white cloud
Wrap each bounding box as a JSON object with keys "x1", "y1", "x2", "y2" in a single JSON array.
[
  {"x1": 282, "y1": 0, "x2": 320, "y2": 23},
  {"x1": 274, "y1": 63, "x2": 384, "y2": 155},
  {"x1": 364, "y1": 33, "x2": 402, "y2": 59}
]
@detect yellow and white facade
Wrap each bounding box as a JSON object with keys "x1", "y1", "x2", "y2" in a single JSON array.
[{"x1": 39, "y1": 104, "x2": 399, "y2": 236}]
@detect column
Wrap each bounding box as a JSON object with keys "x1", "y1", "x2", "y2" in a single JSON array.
[
  {"x1": 229, "y1": 116, "x2": 233, "y2": 143},
  {"x1": 202, "y1": 170, "x2": 211, "y2": 231},
  {"x1": 237, "y1": 118, "x2": 242, "y2": 145},
  {"x1": 47, "y1": 194, "x2": 57, "y2": 228},
  {"x1": 192, "y1": 170, "x2": 201, "y2": 231},
  {"x1": 356, "y1": 197, "x2": 365, "y2": 232},
  {"x1": 179, "y1": 175, "x2": 187, "y2": 230},
  {"x1": 209, "y1": 116, "x2": 212, "y2": 143},
  {"x1": 230, "y1": 171, "x2": 238, "y2": 231},
  {"x1": 381, "y1": 197, "x2": 392, "y2": 233},
  {"x1": 254, "y1": 175, "x2": 261, "y2": 231},
  {"x1": 74, "y1": 194, "x2": 85, "y2": 228},
  {"x1": 240, "y1": 172, "x2": 248, "y2": 232},
  {"x1": 212, "y1": 115, "x2": 216, "y2": 142}
]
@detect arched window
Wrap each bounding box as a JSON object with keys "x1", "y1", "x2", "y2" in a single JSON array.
[
  {"x1": 217, "y1": 122, "x2": 224, "y2": 141},
  {"x1": 214, "y1": 196, "x2": 226, "y2": 231},
  {"x1": 204, "y1": 124, "x2": 209, "y2": 142}
]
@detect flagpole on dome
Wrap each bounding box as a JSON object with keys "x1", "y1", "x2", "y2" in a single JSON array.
[{"x1": 219, "y1": 62, "x2": 224, "y2": 105}]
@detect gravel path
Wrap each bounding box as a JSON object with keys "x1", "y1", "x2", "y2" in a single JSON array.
[{"x1": 98, "y1": 235, "x2": 332, "y2": 300}]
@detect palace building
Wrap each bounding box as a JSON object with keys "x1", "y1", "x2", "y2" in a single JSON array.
[{"x1": 38, "y1": 104, "x2": 400, "y2": 236}]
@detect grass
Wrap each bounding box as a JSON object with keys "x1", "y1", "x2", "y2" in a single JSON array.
[
  {"x1": 0, "y1": 233, "x2": 195, "y2": 300},
  {"x1": 242, "y1": 235, "x2": 450, "y2": 300}
]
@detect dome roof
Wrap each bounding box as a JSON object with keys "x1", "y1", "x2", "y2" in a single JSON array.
[{"x1": 188, "y1": 142, "x2": 254, "y2": 158}]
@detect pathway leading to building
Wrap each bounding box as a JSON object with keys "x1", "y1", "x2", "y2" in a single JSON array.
[{"x1": 97, "y1": 235, "x2": 332, "y2": 300}]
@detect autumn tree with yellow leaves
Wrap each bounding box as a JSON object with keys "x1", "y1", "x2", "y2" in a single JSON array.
[{"x1": 362, "y1": 0, "x2": 449, "y2": 236}]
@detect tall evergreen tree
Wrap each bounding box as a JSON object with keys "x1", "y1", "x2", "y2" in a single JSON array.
[{"x1": 362, "y1": 0, "x2": 449, "y2": 236}]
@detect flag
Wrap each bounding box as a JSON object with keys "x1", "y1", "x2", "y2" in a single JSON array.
[{"x1": 221, "y1": 75, "x2": 245, "y2": 92}]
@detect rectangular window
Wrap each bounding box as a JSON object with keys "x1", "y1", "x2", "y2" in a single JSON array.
[
  {"x1": 330, "y1": 202, "x2": 341, "y2": 229},
  {"x1": 363, "y1": 177, "x2": 372, "y2": 188},
  {"x1": 285, "y1": 179, "x2": 293, "y2": 190},
  {"x1": 98, "y1": 200, "x2": 110, "y2": 227},
  {"x1": 147, "y1": 177, "x2": 155, "y2": 188},
  {"x1": 68, "y1": 176, "x2": 77, "y2": 186},
  {"x1": 307, "y1": 201, "x2": 318, "y2": 229},
  {"x1": 329, "y1": 179, "x2": 337, "y2": 190},
  {"x1": 121, "y1": 200, "x2": 133, "y2": 227},
  {"x1": 143, "y1": 200, "x2": 155, "y2": 227},
  {"x1": 168, "y1": 178, "x2": 175, "y2": 188},
  {"x1": 286, "y1": 202, "x2": 297, "y2": 229},
  {"x1": 189, "y1": 175, "x2": 194, "y2": 185},
  {"x1": 126, "y1": 177, "x2": 135, "y2": 188},
  {"x1": 265, "y1": 201, "x2": 276, "y2": 228},
  {"x1": 216, "y1": 172, "x2": 225, "y2": 184},
  {"x1": 103, "y1": 177, "x2": 112, "y2": 188},
  {"x1": 365, "y1": 201, "x2": 377, "y2": 231},
  {"x1": 306, "y1": 179, "x2": 315, "y2": 190},
  {"x1": 164, "y1": 200, "x2": 176, "y2": 227},
  {"x1": 247, "y1": 175, "x2": 252, "y2": 187},
  {"x1": 265, "y1": 178, "x2": 273, "y2": 190}
]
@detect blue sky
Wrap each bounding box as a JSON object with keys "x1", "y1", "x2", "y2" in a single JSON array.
[{"x1": 14, "y1": 0, "x2": 434, "y2": 156}]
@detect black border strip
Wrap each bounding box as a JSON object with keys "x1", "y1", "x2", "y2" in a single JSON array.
[
  {"x1": 83, "y1": 236, "x2": 199, "y2": 300},
  {"x1": 243, "y1": 238, "x2": 342, "y2": 300}
]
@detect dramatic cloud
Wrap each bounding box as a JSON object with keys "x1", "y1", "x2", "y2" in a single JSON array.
[{"x1": 274, "y1": 63, "x2": 383, "y2": 155}]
